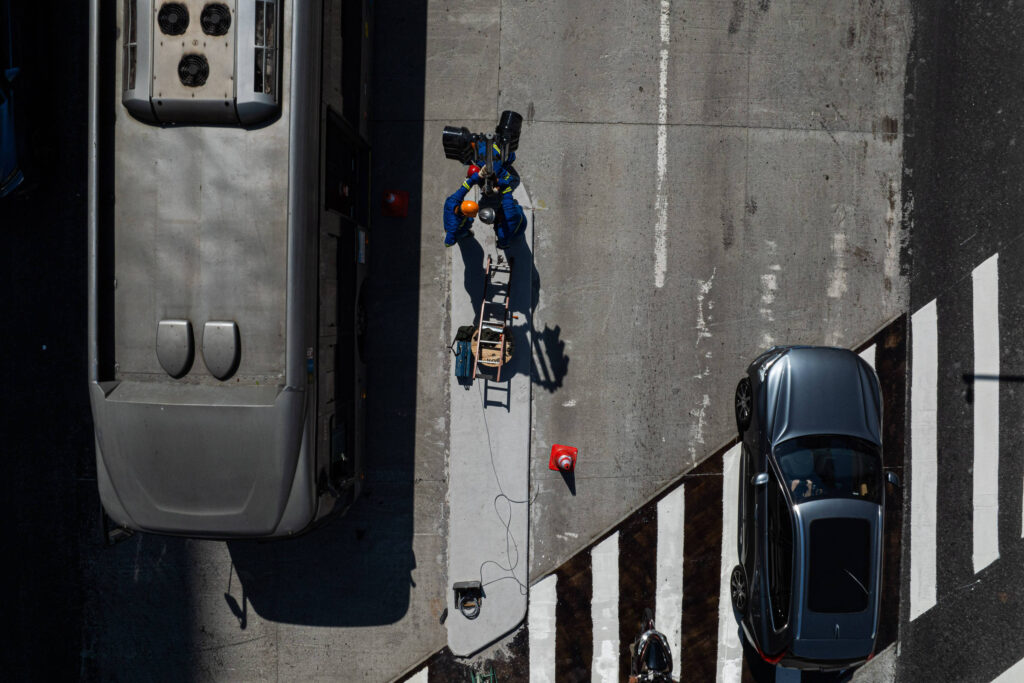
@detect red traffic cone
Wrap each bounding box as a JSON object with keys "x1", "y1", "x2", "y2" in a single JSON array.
[{"x1": 549, "y1": 444, "x2": 578, "y2": 472}]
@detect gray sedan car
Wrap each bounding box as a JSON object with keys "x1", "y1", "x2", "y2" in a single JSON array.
[{"x1": 729, "y1": 346, "x2": 898, "y2": 671}]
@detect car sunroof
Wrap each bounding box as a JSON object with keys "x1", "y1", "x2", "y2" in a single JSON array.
[{"x1": 808, "y1": 518, "x2": 871, "y2": 613}]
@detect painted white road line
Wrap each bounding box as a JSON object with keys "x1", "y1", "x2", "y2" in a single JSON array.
[
  {"x1": 656, "y1": 485, "x2": 685, "y2": 668},
  {"x1": 653, "y1": 0, "x2": 671, "y2": 288},
  {"x1": 859, "y1": 343, "x2": 876, "y2": 370},
  {"x1": 529, "y1": 574, "x2": 557, "y2": 683},
  {"x1": 910, "y1": 300, "x2": 938, "y2": 621},
  {"x1": 592, "y1": 533, "x2": 620, "y2": 682},
  {"x1": 973, "y1": 253, "x2": 1000, "y2": 572},
  {"x1": 716, "y1": 444, "x2": 743, "y2": 683},
  {"x1": 991, "y1": 653, "x2": 1024, "y2": 682},
  {"x1": 407, "y1": 668, "x2": 428, "y2": 683}
]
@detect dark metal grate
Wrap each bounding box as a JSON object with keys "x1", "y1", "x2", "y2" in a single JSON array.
[
  {"x1": 253, "y1": 0, "x2": 277, "y2": 94},
  {"x1": 200, "y1": 3, "x2": 232, "y2": 36},
  {"x1": 178, "y1": 54, "x2": 210, "y2": 87},
  {"x1": 123, "y1": 0, "x2": 137, "y2": 89},
  {"x1": 157, "y1": 3, "x2": 189, "y2": 36}
]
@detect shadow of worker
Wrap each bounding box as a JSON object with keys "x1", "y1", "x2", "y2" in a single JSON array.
[
  {"x1": 456, "y1": 234, "x2": 486, "y2": 314},
  {"x1": 487, "y1": 208, "x2": 569, "y2": 393}
]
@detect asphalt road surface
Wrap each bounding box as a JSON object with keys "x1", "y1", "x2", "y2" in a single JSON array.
[{"x1": 6, "y1": 0, "x2": 1024, "y2": 681}]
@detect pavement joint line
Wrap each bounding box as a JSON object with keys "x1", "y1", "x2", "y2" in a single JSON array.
[{"x1": 413, "y1": 117, "x2": 906, "y2": 137}]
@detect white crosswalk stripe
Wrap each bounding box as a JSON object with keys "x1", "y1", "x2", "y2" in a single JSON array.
[
  {"x1": 973, "y1": 253, "x2": 1000, "y2": 572},
  {"x1": 406, "y1": 668, "x2": 428, "y2": 683},
  {"x1": 591, "y1": 533, "x2": 620, "y2": 682},
  {"x1": 910, "y1": 299, "x2": 939, "y2": 621},
  {"x1": 656, "y1": 485, "x2": 685, "y2": 671},
  {"x1": 529, "y1": 574, "x2": 557, "y2": 683},
  {"x1": 992, "y1": 654, "x2": 1024, "y2": 682},
  {"x1": 716, "y1": 444, "x2": 743, "y2": 683},
  {"x1": 859, "y1": 342, "x2": 877, "y2": 369}
]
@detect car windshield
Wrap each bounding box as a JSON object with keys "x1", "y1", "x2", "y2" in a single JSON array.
[{"x1": 774, "y1": 435, "x2": 882, "y2": 504}]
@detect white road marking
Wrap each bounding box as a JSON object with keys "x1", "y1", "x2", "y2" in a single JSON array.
[
  {"x1": 689, "y1": 393, "x2": 712, "y2": 461},
  {"x1": 716, "y1": 444, "x2": 743, "y2": 683},
  {"x1": 656, "y1": 485, "x2": 685, "y2": 669},
  {"x1": 910, "y1": 300, "x2": 938, "y2": 621},
  {"x1": 529, "y1": 574, "x2": 558, "y2": 683},
  {"x1": 407, "y1": 668, "x2": 428, "y2": 683},
  {"x1": 653, "y1": 0, "x2": 671, "y2": 288},
  {"x1": 859, "y1": 343, "x2": 876, "y2": 370},
  {"x1": 759, "y1": 255, "x2": 779, "y2": 348},
  {"x1": 695, "y1": 268, "x2": 716, "y2": 345},
  {"x1": 827, "y1": 230, "x2": 849, "y2": 299},
  {"x1": 972, "y1": 254, "x2": 1000, "y2": 572},
  {"x1": 592, "y1": 533, "x2": 620, "y2": 682},
  {"x1": 992, "y1": 653, "x2": 1024, "y2": 682}
]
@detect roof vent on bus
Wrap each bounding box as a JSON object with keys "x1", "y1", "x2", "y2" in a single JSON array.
[
  {"x1": 203, "y1": 321, "x2": 241, "y2": 380},
  {"x1": 156, "y1": 319, "x2": 195, "y2": 378},
  {"x1": 122, "y1": 0, "x2": 280, "y2": 127},
  {"x1": 200, "y1": 3, "x2": 232, "y2": 36},
  {"x1": 158, "y1": 3, "x2": 190, "y2": 35},
  {"x1": 178, "y1": 54, "x2": 210, "y2": 87}
]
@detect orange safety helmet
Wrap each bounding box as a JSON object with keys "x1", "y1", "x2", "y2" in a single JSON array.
[{"x1": 459, "y1": 200, "x2": 479, "y2": 218}]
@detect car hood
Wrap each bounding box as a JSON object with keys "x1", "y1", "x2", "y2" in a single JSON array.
[{"x1": 763, "y1": 347, "x2": 881, "y2": 447}]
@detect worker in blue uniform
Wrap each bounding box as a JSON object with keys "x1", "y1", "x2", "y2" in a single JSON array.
[
  {"x1": 443, "y1": 174, "x2": 480, "y2": 247},
  {"x1": 443, "y1": 145, "x2": 527, "y2": 249}
]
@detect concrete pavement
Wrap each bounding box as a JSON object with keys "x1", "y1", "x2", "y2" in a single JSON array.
[
  {"x1": 499, "y1": 0, "x2": 911, "y2": 578},
  {"x1": 445, "y1": 195, "x2": 534, "y2": 656}
]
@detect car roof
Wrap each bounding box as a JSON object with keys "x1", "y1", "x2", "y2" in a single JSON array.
[{"x1": 791, "y1": 499, "x2": 882, "y2": 645}]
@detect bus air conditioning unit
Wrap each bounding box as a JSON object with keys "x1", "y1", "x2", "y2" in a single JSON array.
[{"x1": 122, "y1": 0, "x2": 281, "y2": 126}]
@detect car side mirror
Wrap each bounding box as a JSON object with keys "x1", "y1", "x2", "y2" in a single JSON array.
[
  {"x1": 886, "y1": 471, "x2": 901, "y2": 488},
  {"x1": 752, "y1": 472, "x2": 769, "y2": 486}
]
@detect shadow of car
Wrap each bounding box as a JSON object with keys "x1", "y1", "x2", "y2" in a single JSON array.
[{"x1": 729, "y1": 346, "x2": 899, "y2": 672}]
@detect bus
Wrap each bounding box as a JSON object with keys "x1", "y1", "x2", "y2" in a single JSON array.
[{"x1": 87, "y1": 0, "x2": 370, "y2": 538}]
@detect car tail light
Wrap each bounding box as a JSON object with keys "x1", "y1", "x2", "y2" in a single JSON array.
[{"x1": 757, "y1": 646, "x2": 787, "y2": 665}]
